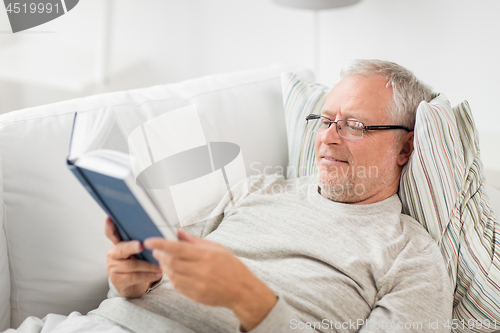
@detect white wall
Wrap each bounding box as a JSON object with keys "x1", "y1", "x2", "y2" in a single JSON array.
[
  {"x1": 0, "y1": 0, "x2": 312, "y2": 112},
  {"x1": 319, "y1": 0, "x2": 500, "y2": 132},
  {"x1": 0, "y1": 0, "x2": 499, "y2": 180}
]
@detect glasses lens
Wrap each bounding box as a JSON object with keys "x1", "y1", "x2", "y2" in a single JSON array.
[{"x1": 338, "y1": 120, "x2": 364, "y2": 139}]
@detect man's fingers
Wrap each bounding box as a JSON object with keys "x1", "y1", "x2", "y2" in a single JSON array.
[
  {"x1": 153, "y1": 251, "x2": 201, "y2": 275},
  {"x1": 177, "y1": 229, "x2": 200, "y2": 243},
  {"x1": 144, "y1": 238, "x2": 204, "y2": 260},
  {"x1": 177, "y1": 230, "x2": 216, "y2": 248},
  {"x1": 113, "y1": 271, "x2": 163, "y2": 286},
  {"x1": 104, "y1": 218, "x2": 122, "y2": 244},
  {"x1": 108, "y1": 240, "x2": 144, "y2": 260},
  {"x1": 111, "y1": 256, "x2": 162, "y2": 274}
]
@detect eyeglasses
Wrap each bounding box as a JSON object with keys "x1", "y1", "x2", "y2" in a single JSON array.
[{"x1": 305, "y1": 114, "x2": 411, "y2": 140}]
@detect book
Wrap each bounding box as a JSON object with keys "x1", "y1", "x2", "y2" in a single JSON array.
[{"x1": 67, "y1": 148, "x2": 178, "y2": 265}]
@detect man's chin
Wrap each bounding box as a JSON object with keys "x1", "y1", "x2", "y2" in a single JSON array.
[{"x1": 317, "y1": 178, "x2": 364, "y2": 203}]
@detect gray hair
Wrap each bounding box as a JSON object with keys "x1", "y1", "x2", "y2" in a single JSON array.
[{"x1": 340, "y1": 59, "x2": 434, "y2": 129}]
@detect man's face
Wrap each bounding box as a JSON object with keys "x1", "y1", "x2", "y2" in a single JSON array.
[{"x1": 314, "y1": 74, "x2": 408, "y2": 204}]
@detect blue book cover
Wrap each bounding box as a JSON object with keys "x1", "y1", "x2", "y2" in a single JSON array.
[
  {"x1": 68, "y1": 164, "x2": 132, "y2": 243},
  {"x1": 67, "y1": 150, "x2": 178, "y2": 265}
]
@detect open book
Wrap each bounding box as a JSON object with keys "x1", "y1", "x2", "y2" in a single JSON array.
[
  {"x1": 65, "y1": 104, "x2": 247, "y2": 264},
  {"x1": 67, "y1": 147, "x2": 178, "y2": 265}
]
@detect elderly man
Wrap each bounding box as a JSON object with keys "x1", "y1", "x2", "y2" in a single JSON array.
[
  {"x1": 92, "y1": 60, "x2": 452, "y2": 333},
  {"x1": 4, "y1": 60, "x2": 452, "y2": 333}
]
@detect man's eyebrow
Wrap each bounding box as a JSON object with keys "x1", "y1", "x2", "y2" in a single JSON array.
[{"x1": 321, "y1": 110, "x2": 367, "y2": 122}]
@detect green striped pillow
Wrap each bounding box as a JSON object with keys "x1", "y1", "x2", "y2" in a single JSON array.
[
  {"x1": 281, "y1": 72, "x2": 330, "y2": 178},
  {"x1": 399, "y1": 94, "x2": 500, "y2": 332}
]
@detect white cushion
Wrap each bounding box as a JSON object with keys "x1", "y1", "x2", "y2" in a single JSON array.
[
  {"x1": 2, "y1": 112, "x2": 111, "y2": 329},
  {"x1": 0, "y1": 153, "x2": 10, "y2": 331},
  {"x1": 0, "y1": 64, "x2": 312, "y2": 328}
]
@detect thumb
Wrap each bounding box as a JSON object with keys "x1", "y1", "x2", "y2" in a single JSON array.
[{"x1": 177, "y1": 229, "x2": 201, "y2": 244}]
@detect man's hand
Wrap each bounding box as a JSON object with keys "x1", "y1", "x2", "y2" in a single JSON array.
[
  {"x1": 144, "y1": 230, "x2": 277, "y2": 331},
  {"x1": 105, "y1": 217, "x2": 163, "y2": 298}
]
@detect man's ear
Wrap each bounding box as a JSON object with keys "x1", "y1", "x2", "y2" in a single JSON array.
[{"x1": 397, "y1": 131, "x2": 414, "y2": 166}]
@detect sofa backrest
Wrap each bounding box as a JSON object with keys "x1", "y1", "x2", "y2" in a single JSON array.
[{"x1": 0, "y1": 64, "x2": 312, "y2": 330}]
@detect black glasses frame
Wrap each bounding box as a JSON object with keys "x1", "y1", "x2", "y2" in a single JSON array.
[{"x1": 305, "y1": 114, "x2": 412, "y2": 134}]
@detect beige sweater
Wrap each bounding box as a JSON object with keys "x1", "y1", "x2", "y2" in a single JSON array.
[{"x1": 90, "y1": 175, "x2": 453, "y2": 333}]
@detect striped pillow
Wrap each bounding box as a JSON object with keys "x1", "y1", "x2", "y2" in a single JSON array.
[
  {"x1": 281, "y1": 72, "x2": 330, "y2": 178},
  {"x1": 399, "y1": 94, "x2": 500, "y2": 332}
]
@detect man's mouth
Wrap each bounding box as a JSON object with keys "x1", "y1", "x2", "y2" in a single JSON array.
[{"x1": 322, "y1": 156, "x2": 348, "y2": 164}]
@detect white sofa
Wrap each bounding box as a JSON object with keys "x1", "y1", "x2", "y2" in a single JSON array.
[{"x1": 0, "y1": 65, "x2": 499, "y2": 331}]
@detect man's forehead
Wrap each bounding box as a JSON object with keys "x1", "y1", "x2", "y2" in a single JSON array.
[{"x1": 321, "y1": 74, "x2": 393, "y2": 122}]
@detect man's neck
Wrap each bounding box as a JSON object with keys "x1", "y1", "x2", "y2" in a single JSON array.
[{"x1": 318, "y1": 177, "x2": 400, "y2": 205}]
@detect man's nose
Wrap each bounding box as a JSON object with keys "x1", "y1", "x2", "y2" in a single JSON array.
[{"x1": 319, "y1": 123, "x2": 342, "y2": 144}]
